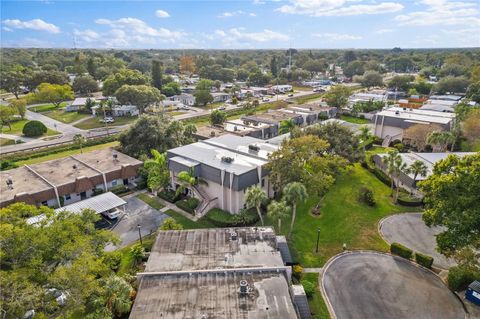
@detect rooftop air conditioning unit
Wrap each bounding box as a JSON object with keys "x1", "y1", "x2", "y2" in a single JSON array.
[
  {"x1": 221, "y1": 156, "x2": 234, "y2": 163},
  {"x1": 239, "y1": 280, "x2": 249, "y2": 294},
  {"x1": 248, "y1": 144, "x2": 260, "y2": 152}
]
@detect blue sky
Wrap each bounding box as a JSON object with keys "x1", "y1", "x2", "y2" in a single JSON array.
[{"x1": 1, "y1": 0, "x2": 479, "y2": 49}]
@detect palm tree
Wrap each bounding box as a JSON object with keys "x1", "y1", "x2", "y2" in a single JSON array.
[
  {"x1": 427, "y1": 131, "x2": 454, "y2": 152},
  {"x1": 382, "y1": 150, "x2": 401, "y2": 196},
  {"x1": 98, "y1": 275, "x2": 133, "y2": 317},
  {"x1": 245, "y1": 185, "x2": 268, "y2": 225},
  {"x1": 267, "y1": 200, "x2": 290, "y2": 234},
  {"x1": 175, "y1": 170, "x2": 197, "y2": 198},
  {"x1": 73, "y1": 134, "x2": 86, "y2": 153},
  {"x1": 283, "y1": 182, "x2": 308, "y2": 238},
  {"x1": 407, "y1": 160, "x2": 428, "y2": 195},
  {"x1": 359, "y1": 125, "x2": 372, "y2": 150},
  {"x1": 144, "y1": 149, "x2": 169, "y2": 195},
  {"x1": 279, "y1": 119, "x2": 296, "y2": 135}
]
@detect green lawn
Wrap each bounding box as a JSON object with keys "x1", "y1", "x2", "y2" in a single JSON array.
[
  {"x1": 264, "y1": 164, "x2": 418, "y2": 267},
  {"x1": 74, "y1": 116, "x2": 138, "y2": 129},
  {"x1": 302, "y1": 273, "x2": 330, "y2": 319},
  {"x1": 136, "y1": 194, "x2": 215, "y2": 229},
  {"x1": 31, "y1": 102, "x2": 67, "y2": 113},
  {"x1": 0, "y1": 137, "x2": 15, "y2": 146},
  {"x1": 42, "y1": 109, "x2": 90, "y2": 124},
  {"x1": 1, "y1": 119, "x2": 60, "y2": 137},
  {"x1": 293, "y1": 93, "x2": 324, "y2": 105},
  {"x1": 168, "y1": 111, "x2": 187, "y2": 116},
  {"x1": 16, "y1": 141, "x2": 119, "y2": 165},
  {"x1": 339, "y1": 115, "x2": 370, "y2": 124}
]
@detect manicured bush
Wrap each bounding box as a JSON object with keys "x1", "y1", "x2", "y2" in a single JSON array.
[
  {"x1": 292, "y1": 265, "x2": 303, "y2": 281},
  {"x1": 301, "y1": 280, "x2": 316, "y2": 298},
  {"x1": 22, "y1": 120, "x2": 47, "y2": 137},
  {"x1": 206, "y1": 208, "x2": 259, "y2": 227},
  {"x1": 92, "y1": 188, "x2": 104, "y2": 196},
  {"x1": 135, "y1": 179, "x2": 147, "y2": 190},
  {"x1": 175, "y1": 197, "x2": 199, "y2": 214},
  {"x1": 103, "y1": 251, "x2": 122, "y2": 271},
  {"x1": 109, "y1": 184, "x2": 128, "y2": 195},
  {"x1": 393, "y1": 142, "x2": 405, "y2": 152},
  {"x1": 0, "y1": 160, "x2": 18, "y2": 171},
  {"x1": 397, "y1": 193, "x2": 423, "y2": 207},
  {"x1": 448, "y1": 266, "x2": 480, "y2": 291},
  {"x1": 415, "y1": 252, "x2": 434, "y2": 269},
  {"x1": 368, "y1": 167, "x2": 392, "y2": 187},
  {"x1": 358, "y1": 186, "x2": 376, "y2": 206},
  {"x1": 390, "y1": 242, "x2": 413, "y2": 259},
  {"x1": 158, "y1": 189, "x2": 181, "y2": 203}
]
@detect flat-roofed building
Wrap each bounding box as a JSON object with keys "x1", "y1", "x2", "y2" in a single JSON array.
[
  {"x1": 373, "y1": 152, "x2": 475, "y2": 193},
  {"x1": 241, "y1": 110, "x2": 303, "y2": 138},
  {"x1": 371, "y1": 107, "x2": 455, "y2": 141},
  {"x1": 0, "y1": 148, "x2": 142, "y2": 208},
  {"x1": 130, "y1": 227, "x2": 308, "y2": 319},
  {"x1": 224, "y1": 119, "x2": 275, "y2": 139},
  {"x1": 167, "y1": 134, "x2": 278, "y2": 215}
]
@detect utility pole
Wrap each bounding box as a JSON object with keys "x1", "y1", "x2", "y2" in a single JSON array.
[{"x1": 315, "y1": 227, "x2": 320, "y2": 253}]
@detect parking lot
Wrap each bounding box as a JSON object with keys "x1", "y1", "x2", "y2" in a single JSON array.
[
  {"x1": 322, "y1": 252, "x2": 465, "y2": 319},
  {"x1": 379, "y1": 213, "x2": 456, "y2": 269},
  {"x1": 104, "y1": 196, "x2": 168, "y2": 251}
]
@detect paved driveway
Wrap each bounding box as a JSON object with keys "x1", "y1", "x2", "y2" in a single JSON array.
[
  {"x1": 105, "y1": 196, "x2": 168, "y2": 251},
  {"x1": 322, "y1": 252, "x2": 465, "y2": 319},
  {"x1": 379, "y1": 213, "x2": 455, "y2": 269}
]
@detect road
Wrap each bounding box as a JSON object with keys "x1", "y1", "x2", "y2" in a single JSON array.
[
  {"x1": 0, "y1": 90, "x2": 317, "y2": 155},
  {"x1": 322, "y1": 252, "x2": 465, "y2": 319},
  {"x1": 379, "y1": 213, "x2": 456, "y2": 269}
]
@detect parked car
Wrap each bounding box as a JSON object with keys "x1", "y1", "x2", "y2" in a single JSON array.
[
  {"x1": 180, "y1": 106, "x2": 190, "y2": 110},
  {"x1": 262, "y1": 97, "x2": 270, "y2": 102},
  {"x1": 102, "y1": 208, "x2": 122, "y2": 220},
  {"x1": 100, "y1": 117, "x2": 114, "y2": 123},
  {"x1": 218, "y1": 106, "x2": 226, "y2": 110},
  {"x1": 288, "y1": 93, "x2": 294, "y2": 97}
]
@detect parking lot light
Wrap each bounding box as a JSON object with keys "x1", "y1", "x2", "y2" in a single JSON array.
[
  {"x1": 316, "y1": 227, "x2": 320, "y2": 253},
  {"x1": 137, "y1": 224, "x2": 143, "y2": 246}
]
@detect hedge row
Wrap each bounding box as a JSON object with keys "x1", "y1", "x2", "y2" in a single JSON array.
[
  {"x1": 205, "y1": 208, "x2": 259, "y2": 227},
  {"x1": 448, "y1": 266, "x2": 480, "y2": 291},
  {"x1": 397, "y1": 197, "x2": 423, "y2": 207},
  {"x1": 109, "y1": 184, "x2": 129, "y2": 196},
  {"x1": 175, "y1": 197, "x2": 199, "y2": 214},
  {"x1": 415, "y1": 252, "x2": 434, "y2": 269},
  {"x1": 390, "y1": 242, "x2": 413, "y2": 259},
  {"x1": 369, "y1": 167, "x2": 393, "y2": 187},
  {"x1": 158, "y1": 189, "x2": 181, "y2": 203}
]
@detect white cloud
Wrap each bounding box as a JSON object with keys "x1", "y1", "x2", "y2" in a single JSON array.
[
  {"x1": 208, "y1": 27, "x2": 289, "y2": 47},
  {"x1": 155, "y1": 10, "x2": 170, "y2": 18},
  {"x1": 218, "y1": 10, "x2": 257, "y2": 18},
  {"x1": 3, "y1": 27, "x2": 12, "y2": 32},
  {"x1": 375, "y1": 28, "x2": 394, "y2": 34},
  {"x1": 2, "y1": 18, "x2": 60, "y2": 33},
  {"x1": 442, "y1": 28, "x2": 480, "y2": 46},
  {"x1": 95, "y1": 17, "x2": 185, "y2": 39},
  {"x1": 312, "y1": 32, "x2": 362, "y2": 40},
  {"x1": 276, "y1": 0, "x2": 404, "y2": 16},
  {"x1": 73, "y1": 29, "x2": 100, "y2": 42},
  {"x1": 394, "y1": 0, "x2": 480, "y2": 26}
]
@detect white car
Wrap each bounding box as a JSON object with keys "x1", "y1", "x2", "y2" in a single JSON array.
[
  {"x1": 218, "y1": 106, "x2": 226, "y2": 110},
  {"x1": 102, "y1": 208, "x2": 122, "y2": 220},
  {"x1": 100, "y1": 117, "x2": 114, "y2": 123},
  {"x1": 262, "y1": 97, "x2": 270, "y2": 102},
  {"x1": 288, "y1": 93, "x2": 294, "y2": 97}
]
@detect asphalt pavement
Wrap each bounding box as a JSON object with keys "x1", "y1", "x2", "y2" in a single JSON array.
[
  {"x1": 379, "y1": 213, "x2": 456, "y2": 269},
  {"x1": 322, "y1": 252, "x2": 465, "y2": 319}
]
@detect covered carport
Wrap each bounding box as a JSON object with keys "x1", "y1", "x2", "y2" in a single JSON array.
[{"x1": 27, "y1": 192, "x2": 126, "y2": 225}]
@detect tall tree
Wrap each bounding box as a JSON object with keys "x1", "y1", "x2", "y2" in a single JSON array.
[
  {"x1": 360, "y1": 71, "x2": 383, "y2": 88},
  {"x1": 144, "y1": 149, "x2": 170, "y2": 195},
  {"x1": 175, "y1": 170, "x2": 197, "y2": 197},
  {"x1": 115, "y1": 84, "x2": 163, "y2": 114},
  {"x1": 419, "y1": 153, "x2": 480, "y2": 256},
  {"x1": 403, "y1": 124, "x2": 442, "y2": 152},
  {"x1": 210, "y1": 109, "x2": 227, "y2": 125},
  {"x1": 427, "y1": 131, "x2": 455, "y2": 152},
  {"x1": 73, "y1": 134, "x2": 86, "y2": 153},
  {"x1": 151, "y1": 60, "x2": 163, "y2": 90},
  {"x1": 382, "y1": 150, "x2": 407, "y2": 202},
  {"x1": 267, "y1": 200, "x2": 290, "y2": 234},
  {"x1": 278, "y1": 119, "x2": 296, "y2": 135},
  {"x1": 92, "y1": 275, "x2": 133, "y2": 318},
  {"x1": 324, "y1": 85, "x2": 351, "y2": 109},
  {"x1": 102, "y1": 69, "x2": 149, "y2": 96},
  {"x1": 245, "y1": 186, "x2": 268, "y2": 226},
  {"x1": 9, "y1": 98, "x2": 27, "y2": 119},
  {"x1": 270, "y1": 55, "x2": 278, "y2": 77},
  {"x1": 283, "y1": 182, "x2": 307, "y2": 238},
  {"x1": 0, "y1": 105, "x2": 16, "y2": 131},
  {"x1": 73, "y1": 75, "x2": 98, "y2": 94},
  {"x1": 31, "y1": 83, "x2": 74, "y2": 107},
  {"x1": 86, "y1": 57, "x2": 96, "y2": 79}
]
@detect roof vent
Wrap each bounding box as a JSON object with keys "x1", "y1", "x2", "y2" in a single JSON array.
[
  {"x1": 113, "y1": 153, "x2": 118, "y2": 161},
  {"x1": 248, "y1": 144, "x2": 260, "y2": 152},
  {"x1": 72, "y1": 164, "x2": 77, "y2": 170},
  {"x1": 6, "y1": 178, "x2": 13, "y2": 189},
  {"x1": 395, "y1": 111, "x2": 400, "y2": 115},
  {"x1": 221, "y1": 156, "x2": 234, "y2": 163},
  {"x1": 239, "y1": 280, "x2": 249, "y2": 294}
]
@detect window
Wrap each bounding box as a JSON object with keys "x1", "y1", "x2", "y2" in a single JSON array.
[
  {"x1": 41, "y1": 201, "x2": 48, "y2": 206},
  {"x1": 65, "y1": 194, "x2": 71, "y2": 200},
  {"x1": 112, "y1": 180, "x2": 117, "y2": 186},
  {"x1": 261, "y1": 178, "x2": 265, "y2": 187}
]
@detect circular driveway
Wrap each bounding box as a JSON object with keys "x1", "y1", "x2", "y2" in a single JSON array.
[
  {"x1": 322, "y1": 252, "x2": 465, "y2": 319},
  {"x1": 379, "y1": 213, "x2": 455, "y2": 269}
]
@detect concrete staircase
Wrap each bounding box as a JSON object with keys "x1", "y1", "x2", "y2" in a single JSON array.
[{"x1": 192, "y1": 185, "x2": 217, "y2": 217}]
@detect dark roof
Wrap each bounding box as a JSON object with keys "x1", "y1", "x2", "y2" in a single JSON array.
[{"x1": 468, "y1": 280, "x2": 480, "y2": 292}]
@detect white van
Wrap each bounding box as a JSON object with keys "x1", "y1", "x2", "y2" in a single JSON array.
[{"x1": 102, "y1": 208, "x2": 122, "y2": 220}]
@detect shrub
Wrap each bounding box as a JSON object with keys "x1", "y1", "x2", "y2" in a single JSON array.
[
  {"x1": 158, "y1": 189, "x2": 181, "y2": 203},
  {"x1": 393, "y1": 142, "x2": 405, "y2": 152},
  {"x1": 103, "y1": 251, "x2": 122, "y2": 271},
  {"x1": 175, "y1": 197, "x2": 199, "y2": 214},
  {"x1": 109, "y1": 184, "x2": 128, "y2": 195},
  {"x1": 369, "y1": 167, "x2": 392, "y2": 187},
  {"x1": 92, "y1": 188, "x2": 104, "y2": 196},
  {"x1": 135, "y1": 179, "x2": 147, "y2": 190},
  {"x1": 292, "y1": 265, "x2": 303, "y2": 281},
  {"x1": 390, "y1": 242, "x2": 413, "y2": 259},
  {"x1": 206, "y1": 208, "x2": 259, "y2": 227},
  {"x1": 448, "y1": 266, "x2": 480, "y2": 291},
  {"x1": 0, "y1": 160, "x2": 18, "y2": 171},
  {"x1": 415, "y1": 252, "x2": 434, "y2": 269},
  {"x1": 397, "y1": 193, "x2": 423, "y2": 207},
  {"x1": 358, "y1": 186, "x2": 376, "y2": 206},
  {"x1": 22, "y1": 120, "x2": 47, "y2": 137},
  {"x1": 130, "y1": 244, "x2": 146, "y2": 264},
  {"x1": 301, "y1": 280, "x2": 316, "y2": 298}
]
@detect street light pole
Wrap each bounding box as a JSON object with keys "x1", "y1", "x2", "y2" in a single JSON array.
[
  {"x1": 315, "y1": 227, "x2": 320, "y2": 253},
  {"x1": 137, "y1": 224, "x2": 143, "y2": 246}
]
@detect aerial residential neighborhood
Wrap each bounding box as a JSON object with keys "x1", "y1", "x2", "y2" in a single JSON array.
[{"x1": 1, "y1": 1, "x2": 480, "y2": 319}]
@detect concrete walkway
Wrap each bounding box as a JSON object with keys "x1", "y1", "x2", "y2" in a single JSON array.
[
  {"x1": 146, "y1": 194, "x2": 200, "y2": 221},
  {"x1": 303, "y1": 267, "x2": 323, "y2": 273},
  {"x1": 26, "y1": 110, "x2": 84, "y2": 134}
]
